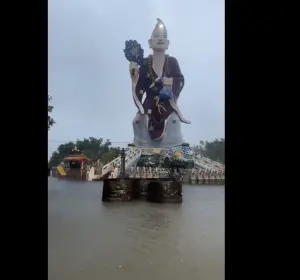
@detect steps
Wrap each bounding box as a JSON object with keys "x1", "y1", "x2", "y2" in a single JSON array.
[
  {"x1": 101, "y1": 148, "x2": 141, "y2": 177},
  {"x1": 87, "y1": 167, "x2": 102, "y2": 181},
  {"x1": 193, "y1": 154, "x2": 224, "y2": 172},
  {"x1": 101, "y1": 147, "x2": 224, "y2": 179}
]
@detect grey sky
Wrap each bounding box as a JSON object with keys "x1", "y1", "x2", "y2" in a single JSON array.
[{"x1": 48, "y1": 0, "x2": 224, "y2": 158}]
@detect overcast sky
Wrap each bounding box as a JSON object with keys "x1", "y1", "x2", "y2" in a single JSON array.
[{"x1": 48, "y1": 0, "x2": 224, "y2": 157}]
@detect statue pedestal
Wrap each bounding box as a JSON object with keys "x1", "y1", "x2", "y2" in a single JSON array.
[{"x1": 132, "y1": 112, "x2": 183, "y2": 148}]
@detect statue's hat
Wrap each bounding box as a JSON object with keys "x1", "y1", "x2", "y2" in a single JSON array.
[{"x1": 151, "y1": 18, "x2": 167, "y2": 38}]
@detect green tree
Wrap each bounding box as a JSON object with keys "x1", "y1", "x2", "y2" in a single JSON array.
[
  {"x1": 101, "y1": 147, "x2": 121, "y2": 163},
  {"x1": 75, "y1": 137, "x2": 113, "y2": 162},
  {"x1": 48, "y1": 141, "x2": 75, "y2": 167},
  {"x1": 48, "y1": 151, "x2": 62, "y2": 168},
  {"x1": 198, "y1": 138, "x2": 225, "y2": 163},
  {"x1": 48, "y1": 95, "x2": 55, "y2": 130},
  {"x1": 48, "y1": 137, "x2": 122, "y2": 167}
]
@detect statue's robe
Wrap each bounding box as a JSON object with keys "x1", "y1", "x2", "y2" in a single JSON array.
[{"x1": 132, "y1": 55, "x2": 190, "y2": 141}]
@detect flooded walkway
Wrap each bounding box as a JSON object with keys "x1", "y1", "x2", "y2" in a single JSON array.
[{"x1": 48, "y1": 177, "x2": 224, "y2": 280}]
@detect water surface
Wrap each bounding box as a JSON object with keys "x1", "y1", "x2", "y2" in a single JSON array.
[{"x1": 48, "y1": 177, "x2": 224, "y2": 280}]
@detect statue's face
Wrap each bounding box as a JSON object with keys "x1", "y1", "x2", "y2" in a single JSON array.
[{"x1": 149, "y1": 30, "x2": 169, "y2": 51}]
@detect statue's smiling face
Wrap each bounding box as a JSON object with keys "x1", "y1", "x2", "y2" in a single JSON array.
[{"x1": 149, "y1": 31, "x2": 169, "y2": 51}]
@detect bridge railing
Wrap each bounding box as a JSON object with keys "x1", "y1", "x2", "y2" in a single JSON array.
[
  {"x1": 201, "y1": 156, "x2": 224, "y2": 169},
  {"x1": 101, "y1": 149, "x2": 225, "y2": 178},
  {"x1": 123, "y1": 167, "x2": 225, "y2": 180}
]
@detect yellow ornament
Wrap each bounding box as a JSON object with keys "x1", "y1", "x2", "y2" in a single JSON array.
[{"x1": 174, "y1": 151, "x2": 184, "y2": 158}]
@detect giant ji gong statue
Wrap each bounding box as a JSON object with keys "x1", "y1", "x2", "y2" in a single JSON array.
[{"x1": 124, "y1": 18, "x2": 191, "y2": 149}]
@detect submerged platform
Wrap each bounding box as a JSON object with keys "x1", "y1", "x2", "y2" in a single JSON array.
[{"x1": 102, "y1": 178, "x2": 182, "y2": 203}]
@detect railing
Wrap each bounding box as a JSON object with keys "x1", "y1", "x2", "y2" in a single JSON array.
[
  {"x1": 101, "y1": 148, "x2": 141, "y2": 177},
  {"x1": 201, "y1": 156, "x2": 224, "y2": 169},
  {"x1": 51, "y1": 165, "x2": 225, "y2": 183},
  {"x1": 117, "y1": 167, "x2": 225, "y2": 181},
  {"x1": 51, "y1": 149, "x2": 225, "y2": 181},
  {"x1": 193, "y1": 154, "x2": 225, "y2": 171}
]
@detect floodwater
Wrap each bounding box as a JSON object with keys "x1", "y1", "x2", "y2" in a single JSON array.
[{"x1": 48, "y1": 177, "x2": 224, "y2": 280}]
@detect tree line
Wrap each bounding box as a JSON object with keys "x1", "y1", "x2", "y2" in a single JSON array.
[
  {"x1": 48, "y1": 98, "x2": 122, "y2": 168},
  {"x1": 192, "y1": 138, "x2": 225, "y2": 164},
  {"x1": 48, "y1": 137, "x2": 121, "y2": 168},
  {"x1": 48, "y1": 137, "x2": 225, "y2": 168},
  {"x1": 48, "y1": 95, "x2": 55, "y2": 130}
]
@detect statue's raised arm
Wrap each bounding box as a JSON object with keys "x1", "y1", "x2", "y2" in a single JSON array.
[{"x1": 124, "y1": 19, "x2": 191, "y2": 149}]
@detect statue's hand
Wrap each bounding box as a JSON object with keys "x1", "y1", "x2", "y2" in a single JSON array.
[{"x1": 129, "y1": 62, "x2": 139, "y2": 83}]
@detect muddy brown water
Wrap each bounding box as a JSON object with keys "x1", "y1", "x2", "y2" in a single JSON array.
[{"x1": 48, "y1": 177, "x2": 224, "y2": 280}]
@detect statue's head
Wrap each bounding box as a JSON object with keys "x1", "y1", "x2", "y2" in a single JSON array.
[{"x1": 148, "y1": 18, "x2": 169, "y2": 52}]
